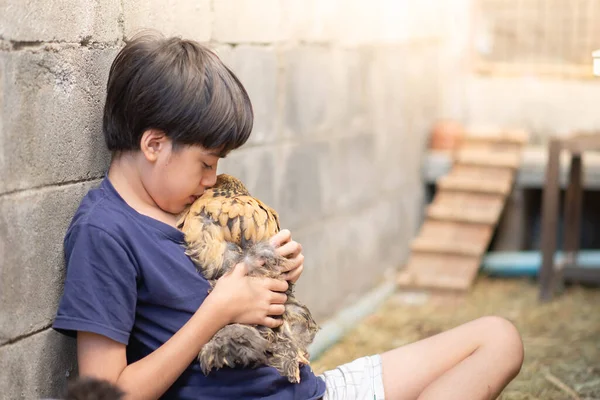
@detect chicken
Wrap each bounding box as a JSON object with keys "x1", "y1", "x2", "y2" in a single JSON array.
[{"x1": 177, "y1": 174, "x2": 319, "y2": 383}]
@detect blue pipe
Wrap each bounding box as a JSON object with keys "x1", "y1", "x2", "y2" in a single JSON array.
[{"x1": 481, "y1": 250, "x2": 600, "y2": 277}]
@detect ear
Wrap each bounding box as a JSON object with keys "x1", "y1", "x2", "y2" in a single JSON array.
[{"x1": 140, "y1": 129, "x2": 168, "y2": 162}]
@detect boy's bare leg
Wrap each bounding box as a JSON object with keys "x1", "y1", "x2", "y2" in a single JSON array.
[{"x1": 380, "y1": 316, "x2": 524, "y2": 400}]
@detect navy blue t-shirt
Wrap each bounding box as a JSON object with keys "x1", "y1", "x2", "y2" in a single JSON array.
[{"x1": 53, "y1": 177, "x2": 326, "y2": 399}]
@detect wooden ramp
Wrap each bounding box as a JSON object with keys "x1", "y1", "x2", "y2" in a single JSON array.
[{"x1": 398, "y1": 128, "x2": 529, "y2": 291}]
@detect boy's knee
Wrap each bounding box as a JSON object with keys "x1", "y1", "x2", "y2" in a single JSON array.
[{"x1": 479, "y1": 316, "x2": 524, "y2": 375}]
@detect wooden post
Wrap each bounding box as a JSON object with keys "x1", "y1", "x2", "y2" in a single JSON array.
[
  {"x1": 539, "y1": 140, "x2": 561, "y2": 302},
  {"x1": 562, "y1": 154, "x2": 583, "y2": 267}
]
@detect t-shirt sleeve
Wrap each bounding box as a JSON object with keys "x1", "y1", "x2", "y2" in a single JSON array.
[{"x1": 53, "y1": 223, "x2": 138, "y2": 345}]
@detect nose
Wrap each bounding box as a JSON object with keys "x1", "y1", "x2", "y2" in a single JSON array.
[{"x1": 201, "y1": 170, "x2": 218, "y2": 188}]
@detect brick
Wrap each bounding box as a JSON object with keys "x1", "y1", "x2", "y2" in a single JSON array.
[
  {"x1": 0, "y1": 180, "x2": 99, "y2": 342},
  {"x1": 217, "y1": 46, "x2": 279, "y2": 145},
  {"x1": 283, "y1": 46, "x2": 334, "y2": 137},
  {"x1": 217, "y1": 146, "x2": 278, "y2": 211},
  {"x1": 123, "y1": 0, "x2": 211, "y2": 41},
  {"x1": 0, "y1": 0, "x2": 121, "y2": 43},
  {"x1": 277, "y1": 142, "x2": 332, "y2": 230},
  {"x1": 0, "y1": 48, "x2": 116, "y2": 194},
  {"x1": 212, "y1": 0, "x2": 285, "y2": 43},
  {"x1": 0, "y1": 329, "x2": 76, "y2": 398}
]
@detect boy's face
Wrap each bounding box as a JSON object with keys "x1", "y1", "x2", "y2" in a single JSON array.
[{"x1": 140, "y1": 130, "x2": 222, "y2": 215}]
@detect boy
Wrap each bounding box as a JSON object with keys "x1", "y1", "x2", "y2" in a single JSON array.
[{"x1": 53, "y1": 32, "x2": 524, "y2": 400}]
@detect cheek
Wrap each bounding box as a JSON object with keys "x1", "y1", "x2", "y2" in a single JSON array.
[{"x1": 154, "y1": 164, "x2": 194, "y2": 201}]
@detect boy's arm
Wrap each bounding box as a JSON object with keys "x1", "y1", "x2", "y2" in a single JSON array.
[{"x1": 78, "y1": 263, "x2": 288, "y2": 400}]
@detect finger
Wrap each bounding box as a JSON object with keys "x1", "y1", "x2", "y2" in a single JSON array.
[
  {"x1": 281, "y1": 253, "x2": 304, "y2": 273},
  {"x1": 283, "y1": 264, "x2": 304, "y2": 284},
  {"x1": 228, "y1": 262, "x2": 248, "y2": 277},
  {"x1": 270, "y1": 292, "x2": 288, "y2": 304},
  {"x1": 265, "y1": 278, "x2": 289, "y2": 293},
  {"x1": 276, "y1": 241, "x2": 302, "y2": 258},
  {"x1": 262, "y1": 317, "x2": 284, "y2": 329},
  {"x1": 270, "y1": 229, "x2": 291, "y2": 247},
  {"x1": 268, "y1": 304, "x2": 286, "y2": 316}
]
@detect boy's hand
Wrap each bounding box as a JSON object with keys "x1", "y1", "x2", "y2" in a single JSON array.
[
  {"x1": 209, "y1": 262, "x2": 288, "y2": 328},
  {"x1": 270, "y1": 229, "x2": 304, "y2": 284}
]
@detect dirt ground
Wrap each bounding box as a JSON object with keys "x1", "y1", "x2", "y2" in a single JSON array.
[{"x1": 312, "y1": 276, "x2": 600, "y2": 400}]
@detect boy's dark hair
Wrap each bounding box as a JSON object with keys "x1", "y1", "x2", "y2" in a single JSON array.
[{"x1": 103, "y1": 31, "x2": 253, "y2": 154}]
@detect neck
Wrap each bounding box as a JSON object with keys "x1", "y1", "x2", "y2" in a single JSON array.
[{"x1": 107, "y1": 152, "x2": 179, "y2": 227}]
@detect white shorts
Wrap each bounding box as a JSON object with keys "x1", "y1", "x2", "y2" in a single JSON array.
[{"x1": 318, "y1": 354, "x2": 385, "y2": 400}]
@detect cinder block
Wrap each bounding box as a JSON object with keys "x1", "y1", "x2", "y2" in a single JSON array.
[
  {"x1": 366, "y1": 47, "x2": 414, "y2": 193},
  {"x1": 326, "y1": 200, "x2": 403, "y2": 305},
  {"x1": 123, "y1": 0, "x2": 211, "y2": 41},
  {"x1": 329, "y1": 135, "x2": 376, "y2": 211},
  {"x1": 218, "y1": 46, "x2": 279, "y2": 145},
  {"x1": 212, "y1": 0, "x2": 285, "y2": 43},
  {"x1": 277, "y1": 142, "x2": 332, "y2": 230},
  {"x1": 0, "y1": 329, "x2": 76, "y2": 398},
  {"x1": 281, "y1": 0, "x2": 338, "y2": 43},
  {"x1": 377, "y1": 194, "x2": 413, "y2": 266},
  {"x1": 327, "y1": 212, "x2": 377, "y2": 304},
  {"x1": 0, "y1": 48, "x2": 116, "y2": 194},
  {"x1": 405, "y1": 44, "x2": 442, "y2": 141},
  {"x1": 288, "y1": 224, "x2": 332, "y2": 322},
  {"x1": 330, "y1": 48, "x2": 372, "y2": 137},
  {"x1": 283, "y1": 46, "x2": 334, "y2": 137},
  {"x1": 0, "y1": 180, "x2": 100, "y2": 342},
  {"x1": 217, "y1": 146, "x2": 278, "y2": 211},
  {"x1": 332, "y1": 0, "x2": 381, "y2": 45},
  {"x1": 0, "y1": 0, "x2": 121, "y2": 43}
]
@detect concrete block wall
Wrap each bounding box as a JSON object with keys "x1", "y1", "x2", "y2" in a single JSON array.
[
  {"x1": 437, "y1": 0, "x2": 600, "y2": 144},
  {"x1": 464, "y1": 76, "x2": 600, "y2": 144},
  {"x1": 0, "y1": 0, "x2": 450, "y2": 397}
]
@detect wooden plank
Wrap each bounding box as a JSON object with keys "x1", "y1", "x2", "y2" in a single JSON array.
[
  {"x1": 427, "y1": 191, "x2": 505, "y2": 224},
  {"x1": 473, "y1": 61, "x2": 596, "y2": 80},
  {"x1": 562, "y1": 133, "x2": 600, "y2": 154},
  {"x1": 450, "y1": 164, "x2": 514, "y2": 181},
  {"x1": 399, "y1": 253, "x2": 482, "y2": 291},
  {"x1": 462, "y1": 127, "x2": 529, "y2": 146},
  {"x1": 400, "y1": 127, "x2": 528, "y2": 292},
  {"x1": 410, "y1": 220, "x2": 493, "y2": 256},
  {"x1": 454, "y1": 148, "x2": 522, "y2": 169},
  {"x1": 563, "y1": 154, "x2": 583, "y2": 262},
  {"x1": 436, "y1": 174, "x2": 513, "y2": 195},
  {"x1": 459, "y1": 140, "x2": 522, "y2": 153}
]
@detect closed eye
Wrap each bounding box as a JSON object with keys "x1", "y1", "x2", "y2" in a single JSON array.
[{"x1": 203, "y1": 162, "x2": 214, "y2": 170}]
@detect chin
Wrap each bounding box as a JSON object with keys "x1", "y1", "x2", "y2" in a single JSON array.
[{"x1": 158, "y1": 201, "x2": 187, "y2": 216}]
